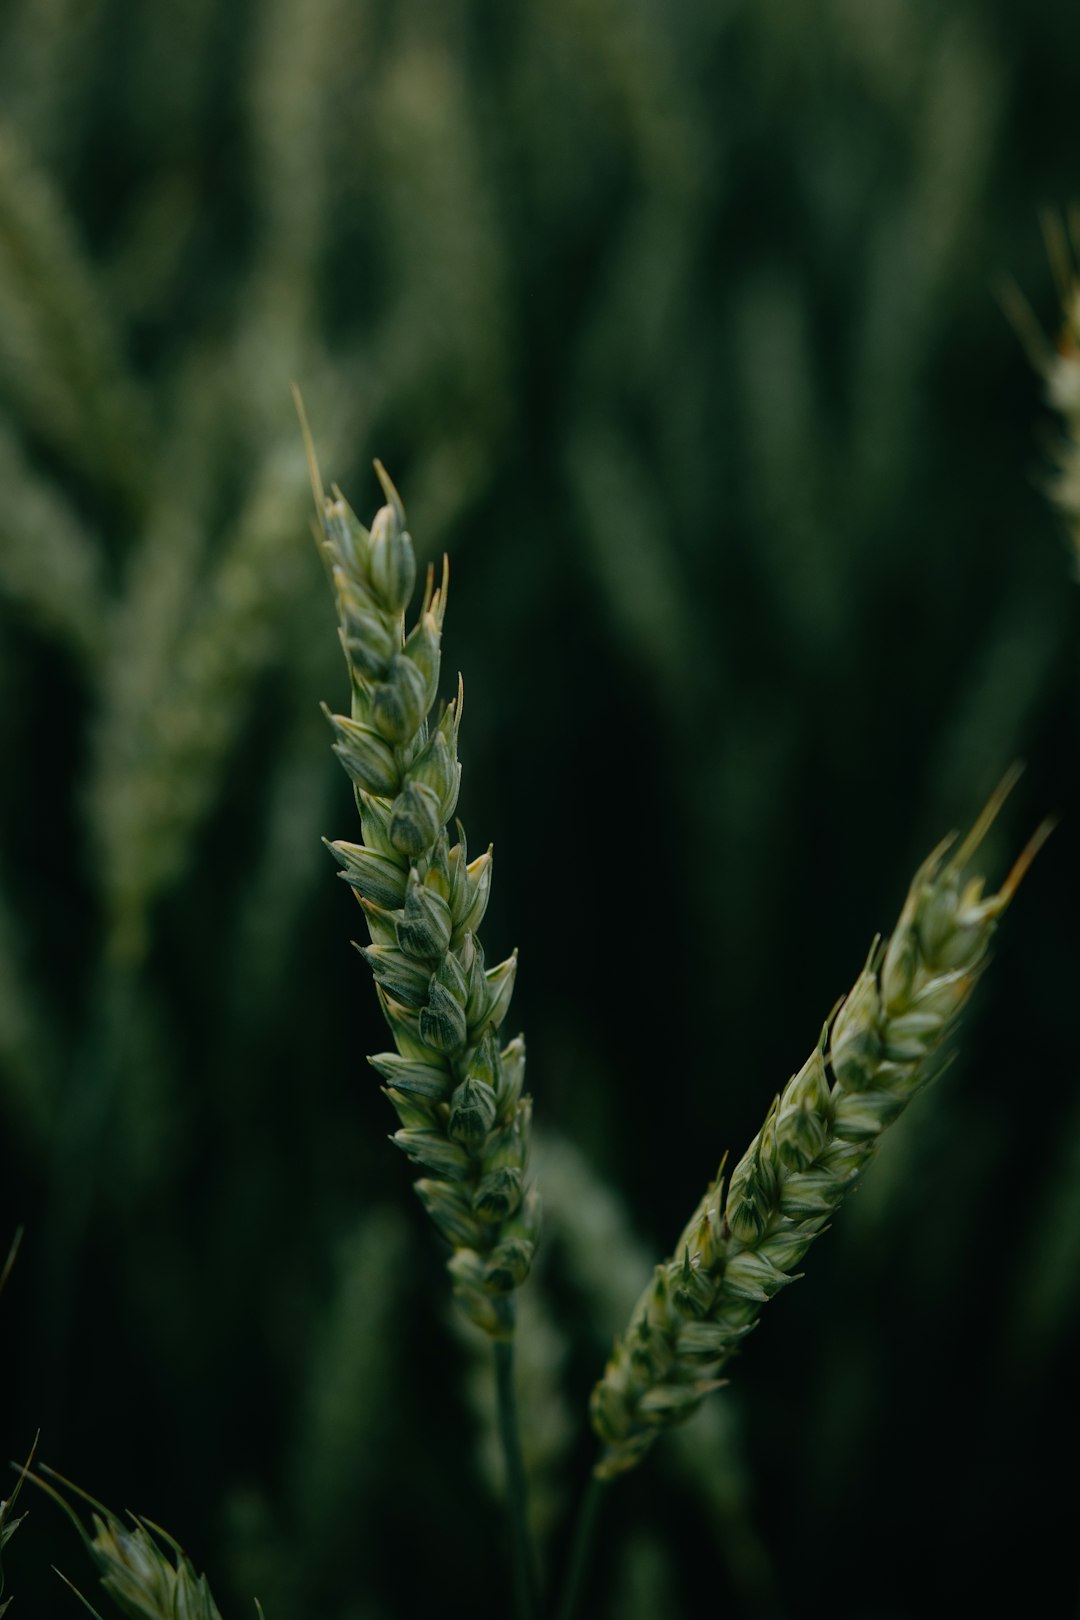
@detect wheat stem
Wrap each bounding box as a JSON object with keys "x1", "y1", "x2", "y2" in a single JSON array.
[
  {"x1": 553, "y1": 1472, "x2": 608, "y2": 1620},
  {"x1": 494, "y1": 1335, "x2": 539, "y2": 1620}
]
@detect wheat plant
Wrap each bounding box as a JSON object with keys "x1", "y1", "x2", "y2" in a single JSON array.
[
  {"x1": 306, "y1": 424, "x2": 541, "y2": 1615},
  {"x1": 0, "y1": 6, "x2": 1076, "y2": 1616},
  {"x1": 291, "y1": 430, "x2": 1044, "y2": 1620},
  {"x1": 6, "y1": 421, "x2": 1047, "y2": 1620},
  {"x1": 5, "y1": 446, "x2": 1048, "y2": 1620}
]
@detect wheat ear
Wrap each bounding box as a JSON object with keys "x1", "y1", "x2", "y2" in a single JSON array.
[
  {"x1": 30, "y1": 1468, "x2": 227, "y2": 1620},
  {"x1": 590, "y1": 776, "x2": 1045, "y2": 1479},
  {"x1": 311, "y1": 439, "x2": 538, "y2": 1339},
  {"x1": 1041, "y1": 211, "x2": 1080, "y2": 537},
  {"x1": 1005, "y1": 209, "x2": 1080, "y2": 565}
]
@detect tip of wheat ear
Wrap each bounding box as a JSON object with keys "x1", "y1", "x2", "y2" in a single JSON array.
[
  {"x1": 590, "y1": 772, "x2": 1044, "y2": 1478},
  {"x1": 944, "y1": 769, "x2": 1052, "y2": 921}
]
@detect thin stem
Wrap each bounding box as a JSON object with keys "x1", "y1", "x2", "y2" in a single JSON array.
[
  {"x1": 494, "y1": 1333, "x2": 538, "y2": 1620},
  {"x1": 554, "y1": 1470, "x2": 608, "y2": 1620}
]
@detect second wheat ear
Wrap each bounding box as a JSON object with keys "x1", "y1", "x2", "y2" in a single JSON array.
[
  {"x1": 313, "y1": 455, "x2": 539, "y2": 1339},
  {"x1": 590, "y1": 771, "x2": 1049, "y2": 1480}
]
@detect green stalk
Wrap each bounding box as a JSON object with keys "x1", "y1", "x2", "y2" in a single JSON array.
[
  {"x1": 554, "y1": 1472, "x2": 607, "y2": 1620},
  {"x1": 494, "y1": 1333, "x2": 538, "y2": 1620}
]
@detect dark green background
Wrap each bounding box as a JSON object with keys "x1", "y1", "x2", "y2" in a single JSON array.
[{"x1": 1, "y1": 1, "x2": 1078, "y2": 1615}]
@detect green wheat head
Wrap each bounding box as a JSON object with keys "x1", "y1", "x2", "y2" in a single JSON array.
[
  {"x1": 590, "y1": 774, "x2": 1046, "y2": 1478},
  {"x1": 77, "y1": 1518, "x2": 223, "y2": 1620},
  {"x1": 28, "y1": 1470, "x2": 231, "y2": 1620},
  {"x1": 310, "y1": 436, "x2": 538, "y2": 1337}
]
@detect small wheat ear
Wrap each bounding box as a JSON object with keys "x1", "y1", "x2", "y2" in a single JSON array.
[
  {"x1": 26, "y1": 1464, "x2": 228, "y2": 1619},
  {"x1": 1017, "y1": 212, "x2": 1080, "y2": 569}
]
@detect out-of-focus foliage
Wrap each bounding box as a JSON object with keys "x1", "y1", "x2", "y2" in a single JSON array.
[{"x1": 0, "y1": 0, "x2": 1078, "y2": 1615}]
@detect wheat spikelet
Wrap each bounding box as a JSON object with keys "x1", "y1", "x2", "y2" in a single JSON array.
[
  {"x1": 590, "y1": 777, "x2": 1044, "y2": 1477},
  {"x1": 315, "y1": 448, "x2": 538, "y2": 1337}
]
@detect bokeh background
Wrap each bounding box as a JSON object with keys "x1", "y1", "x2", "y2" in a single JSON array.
[{"x1": 1, "y1": 1, "x2": 1079, "y2": 1615}]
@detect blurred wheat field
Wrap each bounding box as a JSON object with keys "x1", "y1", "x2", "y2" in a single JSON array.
[{"x1": 1, "y1": 2, "x2": 1079, "y2": 1616}]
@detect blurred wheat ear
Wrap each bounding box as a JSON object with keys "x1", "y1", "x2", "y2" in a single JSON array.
[
  {"x1": 998, "y1": 213, "x2": 1080, "y2": 1373},
  {"x1": 1002, "y1": 207, "x2": 1080, "y2": 569}
]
